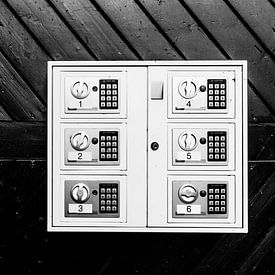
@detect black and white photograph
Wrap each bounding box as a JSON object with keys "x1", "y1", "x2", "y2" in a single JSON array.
[{"x1": 0, "y1": 0, "x2": 274, "y2": 274}]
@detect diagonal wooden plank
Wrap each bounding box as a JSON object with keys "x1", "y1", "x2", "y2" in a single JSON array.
[
  {"x1": 226, "y1": 0, "x2": 275, "y2": 57},
  {"x1": 0, "y1": 52, "x2": 46, "y2": 121},
  {"x1": 249, "y1": 124, "x2": 275, "y2": 161},
  {"x1": 138, "y1": 0, "x2": 224, "y2": 60},
  {"x1": 0, "y1": 106, "x2": 11, "y2": 121},
  {"x1": 237, "y1": 224, "x2": 275, "y2": 274},
  {"x1": 0, "y1": 0, "x2": 50, "y2": 101},
  {"x1": 0, "y1": 122, "x2": 46, "y2": 159},
  {"x1": 190, "y1": 170, "x2": 275, "y2": 274},
  {"x1": 183, "y1": 0, "x2": 275, "y2": 113},
  {"x1": 248, "y1": 86, "x2": 275, "y2": 123},
  {"x1": 138, "y1": 0, "x2": 275, "y2": 123},
  {"x1": 48, "y1": 0, "x2": 138, "y2": 60},
  {"x1": 5, "y1": 0, "x2": 94, "y2": 61},
  {"x1": 94, "y1": 0, "x2": 182, "y2": 59}
]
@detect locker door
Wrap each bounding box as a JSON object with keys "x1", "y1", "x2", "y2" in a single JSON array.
[
  {"x1": 147, "y1": 65, "x2": 246, "y2": 232},
  {"x1": 49, "y1": 66, "x2": 148, "y2": 230}
]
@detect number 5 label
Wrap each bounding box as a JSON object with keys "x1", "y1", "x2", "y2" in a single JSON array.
[
  {"x1": 177, "y1": 151, "x2": 201, "y2": 161},
  {"x1": 176, "y1": 204, "x2": 201, "y2": 215}
]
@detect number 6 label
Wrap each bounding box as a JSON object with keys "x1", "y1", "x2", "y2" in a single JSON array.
[{"x1": 176, "y1": 204, "x2": 201, "y2": 215}]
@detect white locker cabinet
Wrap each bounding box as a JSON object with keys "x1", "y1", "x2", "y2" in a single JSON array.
[{"x1": 48, "y1": 61, "x2": 248, "y2": 233}]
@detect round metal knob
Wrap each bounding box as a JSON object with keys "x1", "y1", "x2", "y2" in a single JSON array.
[
  {"x1": 178, "y1": 81, "x2": 197, "y2": 99},
  {"x1": 71, "y1": 80, "x2": 89, "y2": 99},
  {"x1": 178, "y1": 132, "x2": 197, "y2": 151},
  {"x1": 71, "y1": 183, "x2": 90, "y2": 203},
  {"x1": 70, "y1": 131, "x2": 90, "y2": 151},
  {"x1": 178, "y1": 185, "x2": 198, "y2": 203}
]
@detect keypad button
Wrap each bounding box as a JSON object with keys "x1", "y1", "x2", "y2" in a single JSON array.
[
  {"x1": 208, "y1": 184, "x2": 227, "y2": 214},
  {"x1": 107, "y1": 84, "x2": 112, "y2": 89},
  {"x1": 100, "y1": 102, "x2": 105, "y2": 107},
  {"x1": 207, "y1": 79, "x2": 226, "y2": 109},
  {"x1": 207, "y1": 132, "x2": 227, "y2": 162},
  {"x1": 99, "y1": 183, "x2": 119, "y2": 214},
  {"x1": 99, "y1": 131, "x2": 119, "y2": 161}
]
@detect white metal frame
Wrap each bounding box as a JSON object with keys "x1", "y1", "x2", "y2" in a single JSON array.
[{"x1": 48, "y1": 61, "x2": 247, "y2": 233}]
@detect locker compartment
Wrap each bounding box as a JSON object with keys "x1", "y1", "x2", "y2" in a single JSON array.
[
  {"x1": 168, "y1": 123, "x2": 235, "y2": 170},
  {"x1": 167, "y1": 69, "x2": 236, "y2": 118},
  {"x1": 65, "y1": 180, "x2": 120, "y2": 218},
  {"x1": 167, "y1": 175, "x2": 236, "y2": 225},
  {"x1": 52, "y1": 175, "x2": 127, "y2": 227},
  {"x1": 61, "y1": 70, "x2": 127, "y2": 118},
  {"x1": 61, "y1": 123, "x2": 127, "y2": 170}
]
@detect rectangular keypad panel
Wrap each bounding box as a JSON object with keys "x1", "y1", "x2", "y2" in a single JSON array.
[
  {"x1": 208, "y1": 184, "x2": 227, "y2": 214},
  {"x1": 169, "y1": 71, "x2": 234, "y2": 118},
  {"x1": 170, "y1": 125, "x2": 233, "y2": 169},
  {"x1": 207, "y1": 79, "x2": 226, "y2": 109},
  {"x1": 99, "y1": 183, "x2": 119, "y2": 213},
  {"x1": 207, "y1": 131, "x2": 227, "y2": 162},
  {"x1": 63, "y1": 125, "x2": 127, "y2": 168},
  {"x1": 65, "y1": 180, "x2": 120, "y2": 218},
  {"x1": 171, "y1": 180, "x2": 229, "y2": 219},
  {"x1": 99, "y1": 79, "x2": 118, "y2": 109},
  {"x1": 99, "y1": 131, "x2": 119, "y2": 161}
]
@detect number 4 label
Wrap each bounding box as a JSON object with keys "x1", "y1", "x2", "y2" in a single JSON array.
[{"x1": 176, "y1": 204, "x2": 201, "y2": 215}]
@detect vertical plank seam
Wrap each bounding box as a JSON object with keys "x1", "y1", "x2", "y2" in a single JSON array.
[
  {"x1": 223, "y1": 0, "x2": 275, "y2": 61},
  {"x1": 46, "y1": 0, "x2": 99, "y2": 60},
  {"x1": 134, "y1": 0, "x2": 187, "y2": 59},
  {"x1": 91, "y1": 0, "x2": 142, "y2": 60}
]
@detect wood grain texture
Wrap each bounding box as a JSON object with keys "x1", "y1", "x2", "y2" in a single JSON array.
[
  {"x1": 138, "y1": 0, "x2": 224, "y2": 60},
  {"x1": 0, "y1": 106, "x2": 11, "y2": 121},
  {"x1": 5, "y1": 0, "x2": 93, "y2": 61},
  {"x1": 183, "y1": 0, "x2": 275, "y2": 113},
  {"x1": 0, "y1": 0, "x2": 49, "y2": 101},
  {"x1": 0, "y1": 51, "x2": 46, "y2": 121},
  {"x1": 249, "y1": 124, "x2": 275, "y2": 160},
  {"x1": 49, "y1": 0, "x2": 138, "y2": 60},
  {"x1": 0, "y1": 0, "x2": 274, "y2": 273},
  {"x1": 237, "y1": 224, "x2": 275, "y2": 274},
  {"x1": 94, "y1": 0, "x2": 182, "y2": 59},
  {"x1": 0, "y1": 122, "x2": 46, "y2": 159},
  {"x1": 227, "y1": 0, "x2": 275, "y2": 57},
  {"x1": 191, "y1": 170, "x2": 275, "y2": 274}
]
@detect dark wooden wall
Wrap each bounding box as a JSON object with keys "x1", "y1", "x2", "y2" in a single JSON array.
[{"x1": 0, "y1": 0, "x2": 274, "y2": 273}]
